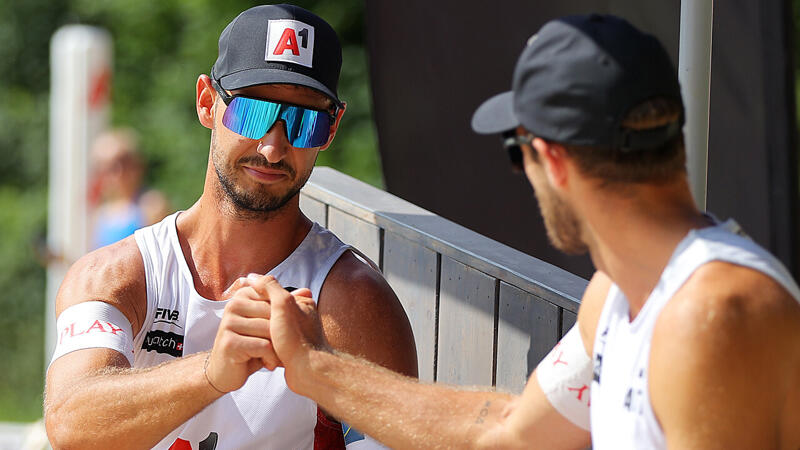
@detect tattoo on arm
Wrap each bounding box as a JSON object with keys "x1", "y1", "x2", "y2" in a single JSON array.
[{"x1": 475, "y1": 401, "x2": 491, "y2": 424}]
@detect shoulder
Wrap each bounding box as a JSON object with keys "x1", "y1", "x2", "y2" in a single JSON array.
[
  {"x1": 320, "y1": 249, "x2": 387, "y2": 297},
  {"x1": 56, "y1": 236, "x2": 147, "y2": 334},
  {"x1": 654, "y1": 260, "x2": 800, "y2": 348},
  {"x1": 318, "y1": 250, "x2": 418, "y2": 377},
  {"x1": 576, "y1": 271, "x2": 613, "y2": 355},
  {"x1": 649, "y1": 261, "x2": 800, "y2": 444}
]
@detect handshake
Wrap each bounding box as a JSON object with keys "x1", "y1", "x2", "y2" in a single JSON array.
[{"x1": 204, "y1": 274, "x2": 327, "y2": 395}]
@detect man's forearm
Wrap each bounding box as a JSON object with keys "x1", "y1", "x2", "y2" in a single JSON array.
[
  {"x1": 290, "y1": 349, "x2": 516, "y2": 449},
  {"x1": 46, "y1": 351, "x2": 222, "y2": 450}
]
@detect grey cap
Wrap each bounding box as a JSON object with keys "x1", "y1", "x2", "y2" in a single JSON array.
[
  {"x1": 211, "y1": 4, "x2": 343, "y2": 107},
  {"x1": 472, "y1": 14, "x2": 683, "y2": 151}
]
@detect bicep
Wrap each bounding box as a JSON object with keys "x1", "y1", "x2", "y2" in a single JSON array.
[
  {"x1": 47, "y1": 239, "x2": 146, "y2": 398},
  {"x1": 652, "y1": 347, "x2": 781, "y2": 449},
  {"x1": 650, "y1": 295, "x2": 790, "y2": 448}
]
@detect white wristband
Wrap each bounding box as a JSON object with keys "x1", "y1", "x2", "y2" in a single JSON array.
[
  {"x1": 51, "y1": 301, "x2": 135, "y2": 366},
  {"x1": 535, "y1": 324, "x2": 592, "y2": 430}
]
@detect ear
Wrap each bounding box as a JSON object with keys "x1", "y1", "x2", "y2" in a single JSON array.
[
  {"x1": 533, "y1": 138, "x2": 570, "y2": 189},
  {"x1": 318, "y1": 101, "x2": 346, "y2": 151},
  {"x1": 196, "y1": 74, "x2": 216, "y2": 130}
]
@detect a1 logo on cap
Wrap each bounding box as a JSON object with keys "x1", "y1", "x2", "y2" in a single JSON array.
[{"x1": 265, "y1": 19, "x2": 315, "y2": 68}]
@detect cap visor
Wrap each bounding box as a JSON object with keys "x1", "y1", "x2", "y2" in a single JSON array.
[
  {"x1": 471, "y1": 91, "x2": 518, "y2": 134},
  {"x1": 219, "y1": 69, "x2": 343, "y2": 108}
]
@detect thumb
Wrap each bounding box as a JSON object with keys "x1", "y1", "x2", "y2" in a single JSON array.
[
  {"x1": 220, "y1": 275, "x2": 254, "y2": 300},
  {"x1": 290, "y1": 288, "x2": 313, "y2": 300}
]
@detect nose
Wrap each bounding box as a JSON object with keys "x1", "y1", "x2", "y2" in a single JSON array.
[{"x1": 257, "y1": 121, "x2": 291, "y2": 163}]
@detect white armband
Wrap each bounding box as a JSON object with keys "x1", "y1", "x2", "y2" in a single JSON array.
[
  {"x1": 535, "y1": 324, "x2": 592, "y2": 430},
  {"x1": 51, "y1": 301, "x2": 135, "y2": 366},
  {"x1": 342, "y1": 422, "x2": 387, "y2": 449}
]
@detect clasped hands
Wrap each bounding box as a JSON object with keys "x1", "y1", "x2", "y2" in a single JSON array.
[{"x1": 204, "y1": 274, "x2": 327, "y2": 393}]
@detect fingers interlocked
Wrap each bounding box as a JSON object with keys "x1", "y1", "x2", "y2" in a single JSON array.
[{"x1": 206, "y1": 275, "x2": 287, "y2": 393}]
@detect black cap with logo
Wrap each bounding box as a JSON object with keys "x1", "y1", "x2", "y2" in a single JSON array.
[
  {"x1": 471, "y1": 14, "x2": 683, "y2": 151},
  {"x1": 211, "y1": 4, "x2": 343, "y2": 107}
]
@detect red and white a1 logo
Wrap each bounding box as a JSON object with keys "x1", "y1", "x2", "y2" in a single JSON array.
[{"x1": 265, "y1": 19, "x2": 315, "y2": 68}]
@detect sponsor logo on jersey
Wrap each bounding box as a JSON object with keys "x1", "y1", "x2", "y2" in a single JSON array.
[
  {"x1": 593, "y1": 327, "x2": 608, "y2": 384},
  {"x1": 141, "y1": 330, "x2": 184, "y2": 357},
  {"x1": 169, "y1": 432, "x2": 218, "y2": 450},
  {"x1": 623, "y1": 368, "x2": 646, "y2": 414},
  {"x1": 265, "y1": 19, "x2": 315, "y2": 68},
  {"x1": 154, "y1": 307, "x2": 182, "y2": 328}
]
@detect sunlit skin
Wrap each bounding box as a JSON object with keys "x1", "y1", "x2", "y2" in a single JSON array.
[
  {"x1": 207, "y1": 77, "x2": 345, "y2": 220},
  {"x1": 43, "y1": 60, "x2": 422, "y2": 450},
  {"x1": 258, "y1": 121, "x2": 799, "y2": 449},
  {"x1": 182, "y1": 74, "x2": 347, "y2": 299},
  {"x1": 516, "y1": 128, "x2": 587, "y2": 256}
]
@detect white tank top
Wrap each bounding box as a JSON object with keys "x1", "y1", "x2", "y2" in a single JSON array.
[
  {"x1": 132, "y1": 212, "x2": 351, "y2": 450},
  {"x1": 590, "y1": 219, "x2": 800, "y2": 449}
]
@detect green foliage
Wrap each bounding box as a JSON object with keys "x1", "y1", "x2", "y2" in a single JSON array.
[
  {"x1": 0, "y1": 188, "x2": 47, "y2": 422},
  {"x1": 69, "y1": 0, "x2": 382, "y2": 209},
  {"x1": 0, "y1": 0, "x2": 378, "y2": 422}
]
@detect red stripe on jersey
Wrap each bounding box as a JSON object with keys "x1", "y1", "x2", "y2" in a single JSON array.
[{"x1": 314, "y1": 407, "x2": 346, "y2": 450}]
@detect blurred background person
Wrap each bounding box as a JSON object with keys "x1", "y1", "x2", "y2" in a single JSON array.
[{"x1": 88, "y1": 128, "x2": 170, "y2": 249}]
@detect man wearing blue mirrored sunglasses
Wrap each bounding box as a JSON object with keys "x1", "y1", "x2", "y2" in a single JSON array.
[{"x1": 45, "y1": 4, "x2": 417, "y2": 450}]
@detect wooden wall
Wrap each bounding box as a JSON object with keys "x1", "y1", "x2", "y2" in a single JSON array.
[{"x1": 301, "y1": 168, "x2": 587, "y2": 393}]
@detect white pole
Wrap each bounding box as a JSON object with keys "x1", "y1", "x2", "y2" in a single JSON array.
[
  {"x1": 46, "y1": 26, "x2": 111, "y2": 365},
  {"x1": 678, "y1": 0, "x2": 714, "y2": 211}
]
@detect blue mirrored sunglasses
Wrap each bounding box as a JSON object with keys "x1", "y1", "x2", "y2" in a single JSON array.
[{"x1": 212, "y1": 79, "x2": 335, "y2": 149}]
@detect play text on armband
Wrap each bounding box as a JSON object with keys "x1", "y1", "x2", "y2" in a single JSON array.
[
  {"x1": 142, "y1": 330, "x2": 184, "y2": 357},
  {"x1": 59, "y1": 320, "x2": 124, "y2": 344}
]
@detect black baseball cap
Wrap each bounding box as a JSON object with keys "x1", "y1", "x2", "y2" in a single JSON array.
[
  {"x1": 472, "y1": 14, "x2": 683, "y2": 151},
  {"x1": 211, "y1": 4, "x2": 343, "y2": 108}
]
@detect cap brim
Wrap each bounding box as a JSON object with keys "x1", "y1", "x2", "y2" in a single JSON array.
[
  {"x1": 219, "y1": 69, "x2": 343, "y2": 108},
  {"x1": 470, "y1": 91, "x2": 519, "y2": 134}
]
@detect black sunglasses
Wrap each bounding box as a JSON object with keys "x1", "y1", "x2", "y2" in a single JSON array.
[{"x1": 501, "y1": 131, "x2": 535, "y2": 172}]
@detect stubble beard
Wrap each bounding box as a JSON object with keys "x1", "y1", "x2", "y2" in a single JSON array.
[
  {"x1": 211, "y1": 131, "x2": 312, "y2": 221},
  {"x1": 535, "y1": 183, "x2": 588, "y2": 255}
]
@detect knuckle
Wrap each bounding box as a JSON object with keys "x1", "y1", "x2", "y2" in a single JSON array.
[
  {"x1": 256, "y1": 339, "x2": 272, "y2": 352},
  {"x1": 224, "y1": 300, "x2": 236, "y2": 314},
  {"x1": 217, "y1": 334, "x2": 232, "y2": 352}
]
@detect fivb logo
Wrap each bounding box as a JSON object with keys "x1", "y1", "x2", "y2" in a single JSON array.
[{"x1": 265, "y1": 19, "x2": 315, "y2": 68}]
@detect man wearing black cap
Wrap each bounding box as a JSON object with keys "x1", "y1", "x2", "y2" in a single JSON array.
[
  {"x1": 45, "y1": 4, "x2": 416, "y2": 449},
  {"x1": 261, "y1": 14, "x2": 800, "y2": 449}
]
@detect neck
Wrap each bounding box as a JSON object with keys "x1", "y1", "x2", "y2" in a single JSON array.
[
  {"x1": 176, "y1": 177, "x2": 311, "y2": 300},
  {"x1": 578, "y1": 176, "x2": 709, "y2": 318}
]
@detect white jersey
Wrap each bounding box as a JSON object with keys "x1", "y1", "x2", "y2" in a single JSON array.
[
  {"x1": 132, "y1": 212, "x2": 350, "y2": 450},
  {"x1": 590, "y1": 219, "x2": 800, "y2": 449}
]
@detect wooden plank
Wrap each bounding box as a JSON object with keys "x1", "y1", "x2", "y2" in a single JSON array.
[
  {"x1": 561, "y1": 309, "x2": 578, "y2": 338},
  {"x1": 383, "y1": 231, "x2": 438, "y2": 382},
  {"x1": 437, "y1": 257, "x2": 496, "y2": 386},
  {"x1": 327, "y1": 206, "x2": 381, "y2": 266},
  {"x1": 299, "y1": 193, "x2": 327, "y2": 227},
  {"x1": 304, "y1": 167, "x2": 587, "y2": 311},
  {"x1": 495, "y1": 282, "x2": 560, "y2": 394}
]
